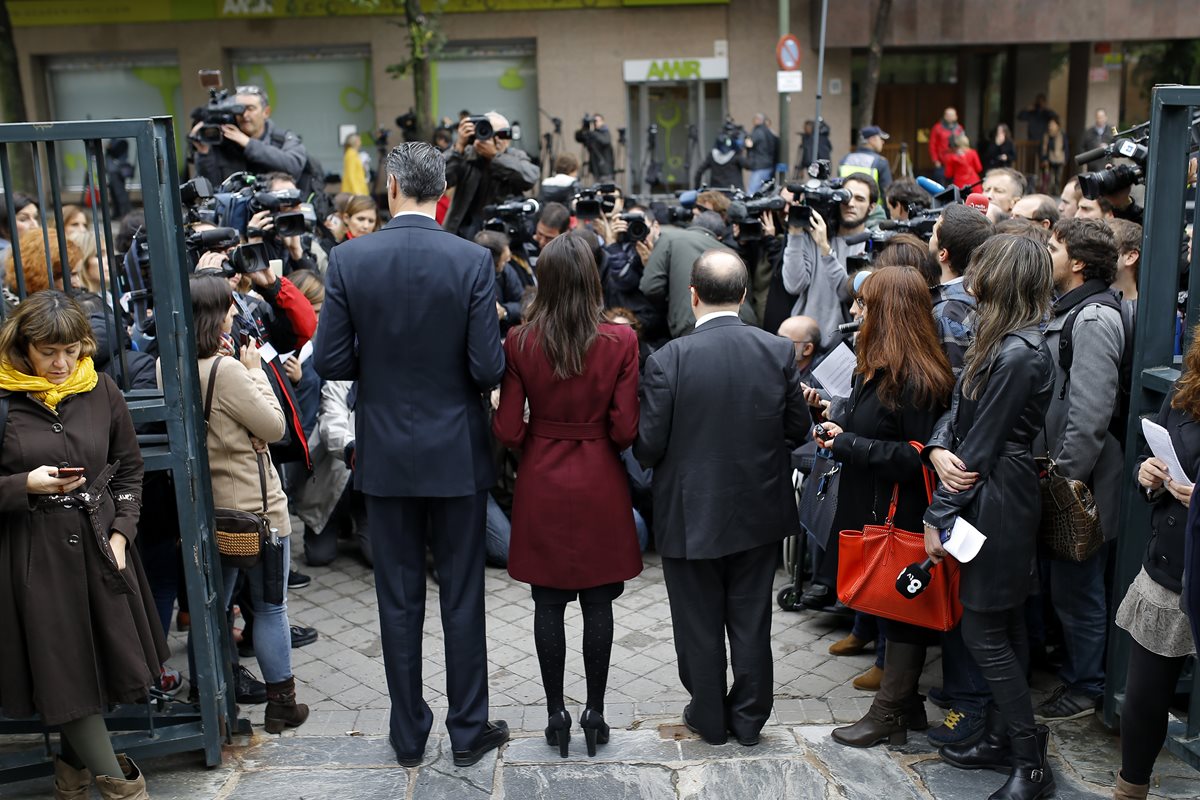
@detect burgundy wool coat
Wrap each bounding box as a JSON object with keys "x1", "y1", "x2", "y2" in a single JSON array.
[{"x1": 494, "y1": 323, "x2": 643, "y2": 590}]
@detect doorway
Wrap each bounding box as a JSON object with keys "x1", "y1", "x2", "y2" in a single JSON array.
[{"x1": 627, "y1": 79, "x2": 726, "y2": 195}]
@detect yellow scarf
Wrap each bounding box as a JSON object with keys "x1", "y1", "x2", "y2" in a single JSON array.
[{"x1": 0, "y1": 356, "x2": 99, "y2": 411}]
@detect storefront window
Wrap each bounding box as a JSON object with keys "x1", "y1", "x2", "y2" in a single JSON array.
[
  {"x1": 232, "y1": 49, "x2": 375, "y2": 179},
  {"x1": 46, "y1": 55, "x2": 183, "y2": 188}
]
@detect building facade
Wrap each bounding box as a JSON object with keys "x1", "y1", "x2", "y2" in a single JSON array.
[{"x1": 5, "y1": 0, "x2": 1199, "y2": 193}]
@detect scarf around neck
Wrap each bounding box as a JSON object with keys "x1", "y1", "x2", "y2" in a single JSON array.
[{"x1": 0, "y1": 355, "x2": 98, "y2": 412}]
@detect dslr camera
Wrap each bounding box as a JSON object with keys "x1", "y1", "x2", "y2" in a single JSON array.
[
  {"x1": 193, "y1": 70, "x2": 245, "y2": 146},
  {"x1": 618, "y1": 212, "x2": 650, "y2": 243},
  {"x1": 787, "y1": 160, "x2": 851, "y2": 232},
  {"x1": 573, "y1": 183, "x2": 618, "y2": 220},
  {"x1": 464, "y1": 114, "x2": 511, "y2": 145}
]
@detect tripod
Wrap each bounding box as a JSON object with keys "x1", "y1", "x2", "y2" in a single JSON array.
[{"x1": 641, "y1": 123, "x2": 662, "y2": 196}]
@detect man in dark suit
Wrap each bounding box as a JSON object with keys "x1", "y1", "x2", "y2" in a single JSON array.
[
  {"x1": 313, "y1": 141, "x2": 509, "y2": 768},
  {"x1": 635, "y1": 250, "x2": 810, "y2": 746}
]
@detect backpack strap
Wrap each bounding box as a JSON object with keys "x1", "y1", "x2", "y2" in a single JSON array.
[
  {"x1": 203, "y1": 357, "x2": 223, "y2": 423},
  {"x1": 1057, "y1": 289, "x2": 1123, "y2": 400}
]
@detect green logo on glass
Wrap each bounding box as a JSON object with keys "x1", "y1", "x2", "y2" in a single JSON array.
[{"x1": 646, "y1": 60, "x2": 702, "y2": 81}]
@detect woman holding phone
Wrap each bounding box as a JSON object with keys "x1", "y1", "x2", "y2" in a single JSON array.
[{"x1": 0, "y1": 291, "x2": 166, "y2": 799}]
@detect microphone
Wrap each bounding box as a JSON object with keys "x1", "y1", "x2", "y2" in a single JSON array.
[
  {"x1": 840, "y1": 230, "x2": 873, "y2": 245},
  {"x1": 896, "y1": 558, "x2": 935, "y2": 599},
  {"x1": 1074, "y1": 144, "x2": 1109, "y2": 166},
  {"x1": 916, "y1": 176, "x2": 945, "y2": 196},
  {"x1": 965, "y1": 193, "x2": 990, "y2": 213},
  {"x1": 837, "y1": 318, "x2": 863, "y2": 334}
]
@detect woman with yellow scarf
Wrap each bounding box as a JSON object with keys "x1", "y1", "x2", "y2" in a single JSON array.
[{"x1": 0, "y1": 291, "x2": 164, "y2": 800}]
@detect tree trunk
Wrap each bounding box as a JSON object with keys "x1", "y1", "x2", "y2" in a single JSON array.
[
  {"x1": 857, "y1": 0, "x2": 893, "y2": 133},
  {"x1": 0, "y1": 1, "x2": 33, "y2": 191},
  {"x1": 404, "y1": 0, "x2": 435, "y2": 142}
]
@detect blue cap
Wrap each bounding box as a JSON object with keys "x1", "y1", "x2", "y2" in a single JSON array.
[{"x1": 861, "y1": 125, "x2": 889, "y2": 140}]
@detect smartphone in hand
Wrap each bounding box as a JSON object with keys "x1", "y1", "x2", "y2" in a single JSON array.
[{"x1": 56, "y1": 467, "x2": 85, "y2": 478}]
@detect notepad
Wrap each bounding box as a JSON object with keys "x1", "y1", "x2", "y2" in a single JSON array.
[{"x1": 1141, "y1": 418, "x2": 1194, "y2": 489}]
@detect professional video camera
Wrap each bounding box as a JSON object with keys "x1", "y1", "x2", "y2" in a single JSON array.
[
  {"x1": 721, "y1": 118, "x2": 748, "y2": 145},
  {"x1": 482, "y1": 197, "x2": 541, "y2": 239},
  {"x1": 205, "y1": 173, "x2": 311, "y2": 238},
  {"x1": 573, "y1": 183, "x2": 618, "y2": 220},
  {"x1": 728, "y1": 182, "x2": 786, "y2": 243},
  {"x1": 193, "y1": 70, "x2": 246, "y2": 145},
  {"x1": 787, "y1": 160, "x2": 851, "y2": 231},
  {"x1": 875, "y1": 213, "x2": 939, "y2": 241},
  {"x1": 1075, "y1": 136, "x2": 1148, "y2": 200}
]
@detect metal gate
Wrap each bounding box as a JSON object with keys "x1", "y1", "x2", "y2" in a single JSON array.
[
  {"x1": 1104, "y1": 85, "x2": 1200, "y2": 769},
  {"x1": 0, "y1": 117, "x2": 241, "y2": 780}
]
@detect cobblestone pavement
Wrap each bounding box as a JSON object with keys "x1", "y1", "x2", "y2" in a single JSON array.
[{"x1": 4, "y1": 544, "x2": 1197, "y2": 798}]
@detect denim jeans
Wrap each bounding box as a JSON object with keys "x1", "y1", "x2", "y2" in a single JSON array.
[
  {"x1": 485, "y1": 494, "x2": 511, "y2": 567},
  {"x1": 940, "y1": 623, "x2": 991, "y2": 715},
  {"x1": 747, "y1": 168, "x2": 774, "y2": 196},
  {"x1": 1048, "y1": 547, "x2": 1108, "y2": 697},
  {"x1": 633, "y1": 507, "x2": 650, "y2": 552},
  {"x1": 221, "y1": 536, "x2": 294, "y2": 684}
]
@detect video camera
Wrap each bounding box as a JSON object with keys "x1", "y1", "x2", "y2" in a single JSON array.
[
  {"x1": 1075, "y1": 136, "x2": 1148, "y2": 201},
  {"x1": 728, "y1": 181, "x2": 786, "y2": 244},
  {"x1": 193, "y1": 70, "x2": 246, "y2": 146},
  {"x1": 787, "y1": 160, "x2": 851, "y2": 232},
  {"x1": 482, "y1": 197, "x2": 541, "y2": 240},
  {"x1": 573, "y1": 183, "x2": 618, "y2": 220}
]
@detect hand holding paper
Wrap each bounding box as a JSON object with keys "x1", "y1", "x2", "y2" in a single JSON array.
[{"x1": 1141, "y1": 419, "x2": 1194, "y2": 489}]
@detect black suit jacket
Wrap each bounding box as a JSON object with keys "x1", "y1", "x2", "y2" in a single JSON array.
[
  {"x1": 313, "y1": 213, "x2": 505, "y2": 498},
  {"x1": 634, "y1": 316, "x2": 810, "y2": 559}
]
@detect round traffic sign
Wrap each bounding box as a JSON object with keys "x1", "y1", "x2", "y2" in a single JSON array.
[{"x1": 777, "y1": 34, "x2": 802, "y2": 71}]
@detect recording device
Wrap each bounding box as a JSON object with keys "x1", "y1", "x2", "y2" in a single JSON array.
[
  {"x1": 193, "y1": 70, "x2": 246, "y2": 145},
  {"x1": 185, "y1": 226, "x2": 240, "y2": 268},
  {"x1": 179, "y1": 177, "x2": 213, "y2": 208},
  {"x1": 395, "y1": 110, "x2": 418, "y2": 140},
  {"x1": 837, "y1": 318, "x2": 864, "y2": 335},
  {"x1": 464, "y1": 114, "x2": 511, "y2": 144},
  {"x1": 573, "y1": 183, "x2": 618, "y2": 220},
  {"x1": 581, "y1": 113, "x2": 596, "y2": 129},
  {"x1": 482, "y1": 197, "x2": 541, "y2": 240},
  {"x1": 618, "y1": 212, "x2": 650, "y2": 243},
  {"x1": 1076, "y1": 137, "x2": 1149, "y2": 200},
  {"x1": 728, "y1": 186, "x2": 785, "y2": 243},
  {"x1": 787, "y1": 160, "x2": 851, "y2": 232},
  {"x1": 896, "y1": 559, "x2": 935, "y2": 599},
  {"x1": 56, "y1": 467, "x2": 85, "y2": 478}
]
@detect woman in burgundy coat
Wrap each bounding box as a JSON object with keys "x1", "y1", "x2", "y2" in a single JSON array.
[{"x1": 493, "y1": 232, "x2": 642, "y2": 758}]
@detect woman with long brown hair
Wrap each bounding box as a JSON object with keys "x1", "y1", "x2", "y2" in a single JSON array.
[
  {"x1": 922, "y1": 234, "x2": 1058, "y2": 800},
  {"x1": 1108, "y1": 334, "x2": 1200, "y2": 800},
  {"x1": 817, "y1": 266, "x2": 956, "y2": 749},
  {"x1": 493, "y1": 233, "x2": 642, "y2": 758}
]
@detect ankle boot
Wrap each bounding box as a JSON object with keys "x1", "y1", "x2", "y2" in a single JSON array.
[
  {"x1": 941, "y1": 703, "x2": 1010, "y2": 772},
  {"x1": 94, "y1": 755, "x2": 149, "y2": 800},
  {"x1": 1113, "y1": 772, "x2": 1149, "y2": 800},
  {"x1": 52, "y1": 757, "x2": 90, "y2": 800},
  {"x1": 832, "y1": 641, "x2": 926, "y2": 748},
  {"x1": 989, "y1": 725, "x2": 1056, "y2": 800},
  {"x1": 264, "y1": 676, "x2": 310, "y2": 734}
]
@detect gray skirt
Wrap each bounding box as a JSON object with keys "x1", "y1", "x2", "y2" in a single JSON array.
[{"x1": 1115, "y1": 568, "x2": 1197, "y2": 659}]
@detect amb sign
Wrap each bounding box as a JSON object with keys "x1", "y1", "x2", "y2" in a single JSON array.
[{"x1": 623, "y1": 57, "x2": 729, "y2": 83}]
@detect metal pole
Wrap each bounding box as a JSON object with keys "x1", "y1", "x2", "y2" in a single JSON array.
[
  {"x1": 813, "y1": 0, "x2": 829, "y2": 156},
  {"x1": 777, "y1": 0, "x2": 789, "y2": 181}
]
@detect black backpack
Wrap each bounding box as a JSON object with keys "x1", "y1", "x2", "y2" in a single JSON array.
[{"x1": 1058, "y1": 288, "x2": 1135, "y2": 441}]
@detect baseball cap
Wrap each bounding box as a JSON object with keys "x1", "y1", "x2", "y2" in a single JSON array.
[{"x1": 861, "y1": 125, "x2": 889, "y2": 140}]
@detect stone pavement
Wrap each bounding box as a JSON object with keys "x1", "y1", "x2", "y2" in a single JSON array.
[{"x1": 4, "y1": 545, "x2": 1197, "y2": 798}]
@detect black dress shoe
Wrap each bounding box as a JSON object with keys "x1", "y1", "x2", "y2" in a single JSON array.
[
  {"x1": 683, "y1": 704, "x2": 727, "y2": 745},
  {"x1": 290, "y1": 625, "x2": 319, "y2": 648},
  {"x1": 390, "y1": 736, "x2": 424, "y2": 768},
  {"x1": 234, "y1": 665, "x2": 268, "y2": 705},
  {"x1": 452, "y1": 721, "x2": 509, "y2": 767},
  {"x1": 799, "y1": 583, "x2": 834, "y2": 610},
  {"x1": 732, "y1": 730, "x2": 760, "y2": 747}
]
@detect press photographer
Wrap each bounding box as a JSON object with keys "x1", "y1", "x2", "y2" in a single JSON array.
[
  {"x1": 444, "y1": 112, "x2": 540, "y2": 239},
  {"x1": 575, "y1": 113, "x2": 616, "y2": 182},
  {"x1": 728, "y1": 188, "x2": 785, "y2": 325},
  {"x1": 694, "y1": 120, "x2": 747, "y2": 191},
  {"x1": 601, "y1": 202, "x2": 667, "y2": 344},
  {"x1": 779, "y1": 165, "x2": 876, "y2": 348},
  {"x1": 247, "y1": 172, "x2": 328, "y2": 275},
  {"x1": 190, "y1": 76, "x2": 308, "y2": 189}
]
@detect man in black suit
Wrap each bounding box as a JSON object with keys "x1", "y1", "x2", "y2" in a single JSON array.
[
  {"x1": 635, "y1": 250, "x2": 810, "y2": 746},
  {"x1": 313, "y1": 141, "x2": 509, "y2": 768}
]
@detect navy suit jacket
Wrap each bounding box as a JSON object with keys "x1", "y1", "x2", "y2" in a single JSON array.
[{"x1": 313, "y1": 213, "x2": 505, "y2": 497}]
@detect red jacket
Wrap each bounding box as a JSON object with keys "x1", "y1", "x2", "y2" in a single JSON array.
[
  {"x1": 493, "y1": 323, "x2": 643, "y2": 589},
  {"x1": 943, "y1": 148, "x2": 982, "y2": 190},
  {"x1": 929, "y1": 121, "x2": 964, "y2": 167}
]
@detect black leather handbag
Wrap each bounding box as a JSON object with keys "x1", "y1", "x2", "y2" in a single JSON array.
[{"x1": 798, "y1": 447, "x2": 841, "y2": 550}]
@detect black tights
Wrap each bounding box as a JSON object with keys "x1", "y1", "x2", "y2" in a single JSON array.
[
  {"x1": 961, "y1": 606, "x2": 1035, "y2": 738},
  {"x1": 1120, "y1": 638, "x2": 1187, "y2": 785},
  {"x1": 532, "y1": 583, "x2": 621, "y2": 716}
]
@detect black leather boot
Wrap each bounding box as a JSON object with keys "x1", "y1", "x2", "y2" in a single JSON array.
[
  {"x1": 831, "y1": 641, "x2": 926, "y2": 747},
  {"x1": 940, "y1": 703, "x2": 1010, "y2": 772},
  {"x1": 989, "y1": 725, "x2": 1056, "y2": 800}
]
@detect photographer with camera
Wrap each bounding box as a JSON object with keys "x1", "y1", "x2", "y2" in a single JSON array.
[
  {"x1": 246, "y1": 172, "x2": 328, "y2": 275},
  {"x1": 694, "y1": 124, "x2": 747, "y2": 192},
  {"x1": 192, "y1": 85, "x2": 308, "y2": 188},
  {"x1": 779, "y1": 171, "x2": 876, "y2": 349},
  {"x1": 745, "y1": 113, "x2": 779, "y2": 196},
  {"x1": 576, "y1": 113, "x2": 616, "y2": 182},
  {"x1": 444, "y1": 112, "x2": 540, "y2": 239},
  {"x1": 602, "y1": 202, "x2": 667, "y2": 344}
]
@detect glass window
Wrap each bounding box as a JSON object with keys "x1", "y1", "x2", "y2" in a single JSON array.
[
  {"x1": 46, "y1": 54, "x2": 183, "y2": 188},
  {"x1": 231, "y1": 50, "x2": 375, "y2": 179},
  {"x1": 432, "y1": 51, "x2": 540, "y2": 157}
]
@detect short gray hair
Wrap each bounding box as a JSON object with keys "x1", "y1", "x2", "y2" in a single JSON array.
[{"x1": 385, "y1": 142, "x2": 446, "y2": 203}]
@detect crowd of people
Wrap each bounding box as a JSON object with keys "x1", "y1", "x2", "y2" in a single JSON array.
[{"x1": 0, "y1": 79, "x2": 1196, "y2": 800}]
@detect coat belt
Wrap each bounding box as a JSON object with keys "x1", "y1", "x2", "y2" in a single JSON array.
[{"x1": 528, "y1": 419, "x2": 607, "y2": 441}]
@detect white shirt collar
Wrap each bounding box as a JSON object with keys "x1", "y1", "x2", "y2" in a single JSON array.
[
  {"x1": 694, "y1": 310, "x2": 740, "y2": 329},
  {"x1": 394, "y1": 210, "x2": 435, "y2": 219},
  {"x1": 942, "y1": 276, "x2": 965, "y2": 286}
]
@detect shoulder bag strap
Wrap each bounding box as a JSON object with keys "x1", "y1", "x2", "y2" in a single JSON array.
[
  {"x1": 255, "y1": 451, "x2": 269, "y2": 518},
  {"x1": 885, "y1": 441, "x2": 934, "y2": 525},
  {"x1": 203, "y1": 357, "x2": 224, "y2": 423}
]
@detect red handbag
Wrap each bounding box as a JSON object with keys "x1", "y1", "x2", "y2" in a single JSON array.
[{"x1": 836, "y1": 441, "x2": 964, "y2": 632}]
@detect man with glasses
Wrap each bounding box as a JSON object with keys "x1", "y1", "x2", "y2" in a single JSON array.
[
  {"x1": 1011, "y1": 193, "x2": 1060, "y2": 230},
  {"x1": 192, "y1": 85, "x2": 308, "y2": 187},
  {"x1": 776, "y1": 315, "x2": 822, "y2": 383}
]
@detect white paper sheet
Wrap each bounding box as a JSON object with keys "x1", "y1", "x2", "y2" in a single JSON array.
[
  {"x1": 1141, "y1": 418, "x2": 1194, "y2": 489},
  {"x1": 811, "y1": 343, "x2": 856, "y2": 398},
  {"x1": 944, "y1": 516, "x2": 987, "y2": 563}
]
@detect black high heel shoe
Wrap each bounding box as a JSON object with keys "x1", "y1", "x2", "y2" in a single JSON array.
[
  {"x1": 579, "y1": 708, "x2": 610, "y2": 757},
  {"x1": 544, "y1": 709, "x2": 571, "y2": 758}
]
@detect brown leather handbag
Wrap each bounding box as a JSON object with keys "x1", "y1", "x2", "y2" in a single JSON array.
[{"x1": 1035, "y1": 456, "x2": 1103, "y2": 562}]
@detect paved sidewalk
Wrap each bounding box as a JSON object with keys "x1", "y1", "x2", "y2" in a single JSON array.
[{"x1": 3, "y1": 545, "x2": 1196, "y2": 798}]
